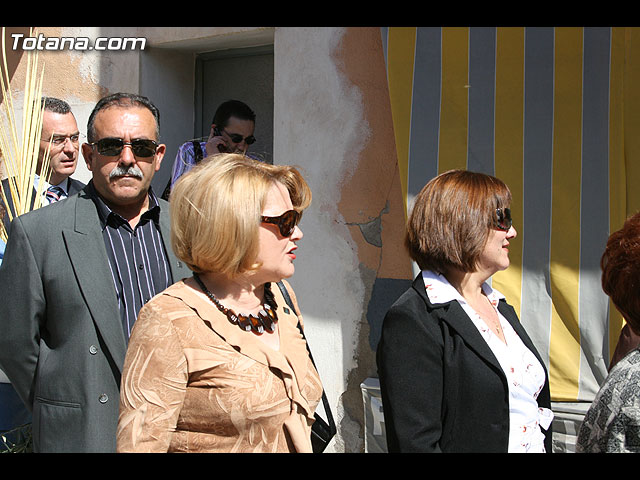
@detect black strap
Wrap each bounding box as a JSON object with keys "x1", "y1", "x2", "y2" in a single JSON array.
[
  {"x1": 161, "y1": 140, "x2": 205, "y2": 201},
  {"x1": 160, "y1": 179, "x2": 171, "y2": 201},
  {"x1": 275, "y1": 281, "x2": 336, "y2": 437},
  {"x1": 192, "y1": 140, "x2": 204, "y2": 164}
]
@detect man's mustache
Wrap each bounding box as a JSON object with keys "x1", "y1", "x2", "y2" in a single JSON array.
[{"x1": 109, "y1": 165, "x2": 143, "y2": 180}]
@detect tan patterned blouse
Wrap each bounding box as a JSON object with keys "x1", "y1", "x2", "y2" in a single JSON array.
[{"x1": 116, "y1": 278, "x2": 323, "y2": 453}]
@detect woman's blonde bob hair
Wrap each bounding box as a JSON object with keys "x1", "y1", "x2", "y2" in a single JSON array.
[
  {"x1": 170, "y1": 153, "x2": 312, "y2": 277},
  {"x1": 405, "y1": 169, "x2": 512, "y2": 274}
]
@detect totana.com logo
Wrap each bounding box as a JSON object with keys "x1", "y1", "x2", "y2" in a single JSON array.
[{"x1": 10, "y1": 33, "x2": 146, "y2": 51}]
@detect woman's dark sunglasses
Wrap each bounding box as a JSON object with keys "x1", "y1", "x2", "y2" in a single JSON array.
[
  {"x1": 224, "y1": 129, "x2": 256, "y2": 145},
  {"x1": 261, "y1": 209, "x2": 301, "y2": 237},
  {"x1": 495, "y1": 208, "x2": 512, "y2": 231},
  {"x1": 90, "y1": 137, "x2": 159, "y2": 157}
]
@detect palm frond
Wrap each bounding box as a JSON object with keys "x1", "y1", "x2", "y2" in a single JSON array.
[{"x1": 0, "y1": 27, "x2": 51, "y2": 242}]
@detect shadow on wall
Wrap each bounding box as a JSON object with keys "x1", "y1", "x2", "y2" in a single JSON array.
[{"x1": 367, "y1": 277, "x2": 412, "y2": 351}]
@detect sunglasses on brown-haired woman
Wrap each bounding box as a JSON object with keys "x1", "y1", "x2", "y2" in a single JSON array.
[{"x1": 495, "y1": 208, "x2": 512, "y2": 231}]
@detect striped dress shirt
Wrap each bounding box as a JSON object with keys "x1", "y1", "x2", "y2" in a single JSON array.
[{"x1": 87, "y1": 181, "x2": 173, "y2": 339}]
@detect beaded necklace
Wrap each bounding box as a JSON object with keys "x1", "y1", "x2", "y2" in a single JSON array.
[{"x1": 193, "y1": 273, "x2": 278, "y2": 335}]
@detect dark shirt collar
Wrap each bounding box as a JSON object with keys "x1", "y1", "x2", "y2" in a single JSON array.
[{"x1": 86, "y1": 180, "x2": 161, "y2": 230}]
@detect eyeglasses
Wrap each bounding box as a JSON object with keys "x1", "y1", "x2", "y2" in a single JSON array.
[
  {"x1": 46, "y1": 133, "x2": 80, "y2": 146},
  {"x1": 495, "y1": 208, "x2": 512, "y2": 231},
  {"x1": 223, "y1": 129, "x2": 256, "y2": 145},
  {"x1": 90, "y1": 137, "x2": 159, "y2": 157},
  {"x1": 261, "y1": 209, "x2": 301, "y2": 237}
]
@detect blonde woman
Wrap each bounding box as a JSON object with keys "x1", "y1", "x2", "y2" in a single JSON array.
[{"x1": 116, "y1": 154, "x2": 322, "y2": 452}]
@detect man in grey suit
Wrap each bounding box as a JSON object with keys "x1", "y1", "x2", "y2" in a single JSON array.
[
  {"x1": 0, "y1": 93, "x2": 190, "y2": 452},
  {"x1": 0, "y1": 97, "x2": 85, "y2": 445}
]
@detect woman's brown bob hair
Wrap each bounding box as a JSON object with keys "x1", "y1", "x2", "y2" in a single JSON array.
[
  {"x1": 405, "y1": 169, "x2": 512, "y2": 274},
  {"x1": 601, "y1": 212, "x2": 640, "y2": 334},
  {"x1": 170, "y1": 153, "x2": 311, "y2": 277}
]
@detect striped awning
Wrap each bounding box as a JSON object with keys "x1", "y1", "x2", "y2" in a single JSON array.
[{"x1": 381, "y1": 26, "x2": 640, "y2": 403}]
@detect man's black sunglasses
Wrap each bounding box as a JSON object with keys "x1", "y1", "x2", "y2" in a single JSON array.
[
  {"x1": 224, "y1": 129, "x2": 256, "y2": 145},
  {"x1": 90, "y1": 137, "x2": 159, "y2": 157},
  {"x1": 261, "y1": 209, "x2": 301, "y2": 237}
]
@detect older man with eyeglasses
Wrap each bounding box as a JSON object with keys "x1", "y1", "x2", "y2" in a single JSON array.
[
  {"x1": 1, "y1": 98, "x2": 86, "y2": 255},
  {"x1": 0, "y1": 97, "x2": 86, "y2": 449},
  {"x1": 38, "y1": 97, "x2": 86, "y2": 199},
  {"x1": 0, "y1": 92, "x2": 190, "y2": 452},
  {"x1": 1, "y1": 97, "x2": 85, "y2": 236}
]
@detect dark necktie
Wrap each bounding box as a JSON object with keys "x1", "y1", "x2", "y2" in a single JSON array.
[{"x1": 46, "y1": 185, "x2": 66, "y2": 204}]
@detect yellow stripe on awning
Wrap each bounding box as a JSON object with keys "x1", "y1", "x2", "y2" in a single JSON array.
[
  {"x1": 607, "y1": 27, "x2": 626, "y2": 359},
  {"x1": 438, "y1": 27, "x2": 469, "y2": 174},
  {"x1": 493, "y1": 27, "x2": 525, "y2": 319},
  {"x1": 386, "y1": 27, "x2": 416, "y2": 218},
  {"x1": 549, "y1": 27, "x2": 583, "y2": 401},
  {"x1": 624, "y1": 28, "x2": 640, "y2": 219}
]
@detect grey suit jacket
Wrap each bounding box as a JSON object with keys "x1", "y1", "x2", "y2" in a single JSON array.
[{"x1": 0, "y1": 186, "x2": 190, "y2": 452}]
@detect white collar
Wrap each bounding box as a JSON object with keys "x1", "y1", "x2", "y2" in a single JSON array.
[
  {"x1": 421, "y1": 269, "x2": 505, "y2": 307},
  {"x1": 33, "y1": 174, "x2": 48, "y2": 191}
]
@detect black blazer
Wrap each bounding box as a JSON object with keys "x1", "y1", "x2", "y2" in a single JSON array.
[{"x1": 376, "y1": 274, "x2": 552, "y2": 453}]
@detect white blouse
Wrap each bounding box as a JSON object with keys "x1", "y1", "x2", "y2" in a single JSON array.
[{"x1": 421, "y1": 270, "x2": 554, "y2": 452}]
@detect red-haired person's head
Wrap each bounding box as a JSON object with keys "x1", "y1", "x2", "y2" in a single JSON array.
[{"x1": 601, "y1": 212, "x2": 640, "y2": 335}]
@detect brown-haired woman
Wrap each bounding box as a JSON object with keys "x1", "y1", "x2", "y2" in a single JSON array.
[
  {"x1": 377, "y1": 169, "x2": 553, "y2": 453},
  {"x1": 116, "y1": 153, "x2": 323, "y2": 452},
  {"x1": 577, "y1": 212, "x2": 640, "y2": 452}
]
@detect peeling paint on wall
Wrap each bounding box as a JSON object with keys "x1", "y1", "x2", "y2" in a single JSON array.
[{"x1": 330, "y1": 27, "x2": 413, "y2": 451}]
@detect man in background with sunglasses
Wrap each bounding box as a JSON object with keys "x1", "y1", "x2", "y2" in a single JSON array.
[
  {"x1": 0, "y1": 92, "x2": 190, "y2": 452},
  {"x1": 161, "y1": 99, "x2": 257, "y2": 200}
]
